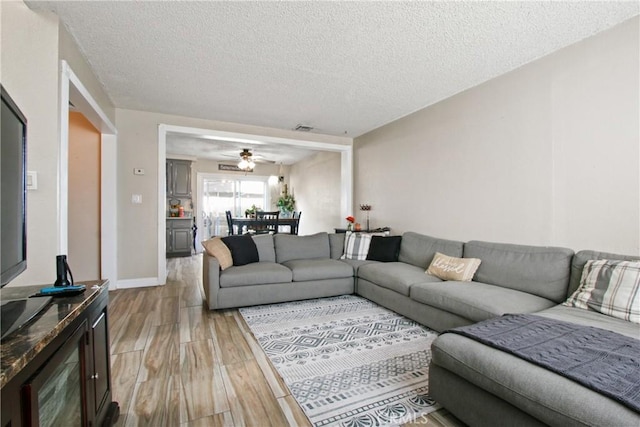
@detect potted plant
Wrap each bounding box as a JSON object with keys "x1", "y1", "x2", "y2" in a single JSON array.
[
  {"x1": 277, "y1": 185, "x2": 296, "y2": 217},
  {"x1": 245, "y1": 204, "x2": 260, "y2": 218}
]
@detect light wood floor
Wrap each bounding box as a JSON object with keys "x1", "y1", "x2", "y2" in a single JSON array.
[{"x1": 108, "y1": 254, "x2": 464, "y2": 427}]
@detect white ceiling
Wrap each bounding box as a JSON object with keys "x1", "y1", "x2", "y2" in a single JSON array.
[
  {"x1": 166, "y1": 133, "x2": 318, "y2": 164},
  {"x1": 27, "y1": 1, "x2": 639, "y2": 160}
]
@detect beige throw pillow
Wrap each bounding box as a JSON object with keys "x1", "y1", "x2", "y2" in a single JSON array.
[
  {"x1": 201, "y1": 237, "x2": 233, "y2": 270},
  {"x1": 427, "y1": 252, "x2": 481, "y2": 282}
]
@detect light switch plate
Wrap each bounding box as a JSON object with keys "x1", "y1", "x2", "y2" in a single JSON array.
[{"x1": 27, "y1": 171, "x2": 38, "y2": 190}]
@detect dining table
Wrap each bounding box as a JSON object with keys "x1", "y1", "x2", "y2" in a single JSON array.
[{"x1": 232, "y1": 217, "x2": 300, "y2": 235}]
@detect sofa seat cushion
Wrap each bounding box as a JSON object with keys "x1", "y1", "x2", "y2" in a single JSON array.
[
  {"x1": 282, "y1": 259, "x2": 353, "y2": 282},
  {"x1": 358, "y1": 262, "x2": 442, "y2": 296},
  {"x1": 220, "y1": 262, "x2": 292, "y2": 288},
  {"x1": 411, "y1": 281, "x2": 556, "y2": 322},
  {"x1": 340, "y1": 259, "x2": 379, "y2": 275},
  {"x1": 535, "y1": 305, "x2": 640, "y2": 339}
]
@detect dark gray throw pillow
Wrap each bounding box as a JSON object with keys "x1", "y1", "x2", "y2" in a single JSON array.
[
  {"x1": 366, "y1": 236, "x2": 402, "y2": 262},
  {"x1": 221, "y1": 235, "x2": 259, "y2": 266}
]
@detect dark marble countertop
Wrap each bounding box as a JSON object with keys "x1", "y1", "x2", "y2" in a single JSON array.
[{"x1": 0, "y1": 280, "x2": 108, "y2": 389}]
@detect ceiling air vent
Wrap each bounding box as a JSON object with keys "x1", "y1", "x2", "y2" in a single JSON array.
[{"x1": 294, "y1": 124, "x2": 313, "y2": 132}]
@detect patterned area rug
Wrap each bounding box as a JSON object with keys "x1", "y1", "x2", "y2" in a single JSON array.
[{"x1": 239, "y1": 295, "x2": 439, "y2": 427}]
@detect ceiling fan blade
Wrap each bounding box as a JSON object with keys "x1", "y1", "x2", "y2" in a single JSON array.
[{"x1": 254, "y1": 158, "x2": 276, "y2": 164}]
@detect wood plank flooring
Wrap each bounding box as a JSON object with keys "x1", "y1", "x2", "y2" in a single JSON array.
[{"x1": 108, "y1": 254, "x2": 463, "y2": 427}]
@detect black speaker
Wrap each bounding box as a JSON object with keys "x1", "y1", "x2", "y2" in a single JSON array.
[{"x1": 54, "y1": 255, "x2": 74, "y2": 287}]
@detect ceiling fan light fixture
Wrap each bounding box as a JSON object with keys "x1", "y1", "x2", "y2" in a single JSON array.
[{"x1": 238, "y1": 148, "x2": 256, "y2": 171}]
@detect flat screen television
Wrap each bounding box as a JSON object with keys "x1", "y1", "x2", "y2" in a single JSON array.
[
  {"x1": 1, "y1": 84, "x2": 27, "y2": 286},
  {"x1": 1, "y1": 85, "x2": 51, "y2": 341}
]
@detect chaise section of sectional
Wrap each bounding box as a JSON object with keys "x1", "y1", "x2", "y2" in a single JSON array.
[
  {"x1": 429, "y1": 249, "x2": 640, "y2": 427},
  {"x1": 429, "y1": 306, "x2": 640, "y2": 427}
]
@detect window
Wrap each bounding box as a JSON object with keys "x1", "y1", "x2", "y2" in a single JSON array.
[{"x1": 198, "y1": 175, "x2": 270, "y2": 240}]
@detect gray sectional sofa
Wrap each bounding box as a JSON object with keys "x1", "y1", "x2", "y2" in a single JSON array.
[{"x1": 201, "y1": 230, "x2": 639, "y2": 426}]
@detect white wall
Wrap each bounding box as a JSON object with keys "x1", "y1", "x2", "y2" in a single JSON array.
[
  {"x1": 1, "y1": 3, "x2": 60, "y2": 286},
  {"x1": 1, "y1": 1, "x2": 114, "y2": 286},
  {"x1": 354, "y1": 17, "x2": 639, "y2": 255},
  {"x1": 289, "y1": 151, "x2": 342, "y2": 235},
  {"x1": 116, "y1": 108, "x2": 351, "y2": 280}
]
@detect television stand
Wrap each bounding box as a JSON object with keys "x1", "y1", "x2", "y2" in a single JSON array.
[
  {"x1": 0, "y1": 281, "x2": 119, "y2": 426},
  {"x1": 1, "y1": 296, "x2": 52, "y2": 340}
]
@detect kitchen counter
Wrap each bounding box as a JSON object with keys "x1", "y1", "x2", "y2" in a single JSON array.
[{"x1": 0, "y1": 280, "x2": 108, "y2": 388}]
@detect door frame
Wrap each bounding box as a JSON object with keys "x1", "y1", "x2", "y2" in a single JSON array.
[
  {"x1": 157, "y1": 124, "x2": 353, "y2": 283},
  {"x1": 59, "y1": 61, "x2": 118, "y2": 289}
]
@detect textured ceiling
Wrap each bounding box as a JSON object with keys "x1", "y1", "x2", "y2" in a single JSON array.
[{"x1": 28, "y1": 1, "x2": 639, "y2": 140}]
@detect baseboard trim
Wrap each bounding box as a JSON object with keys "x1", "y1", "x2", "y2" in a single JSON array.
[{"x1": 116, "y1": 277, "x2": 162, "y2": 289}]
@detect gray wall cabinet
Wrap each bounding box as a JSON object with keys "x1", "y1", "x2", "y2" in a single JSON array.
[{"x1": 166, "y1": 159, "x2": 192, "y2": 199}]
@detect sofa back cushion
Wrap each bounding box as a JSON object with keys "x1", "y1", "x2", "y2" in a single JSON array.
[
  {"x1": 398, "y1": 232, "x2": 464, "y2": 269},
  {"x1": 464, "y1": 241, "x2": 574, "y2": 303},
  {"x1": 275, "y1": 232, "x2": 330, "y2": 263},
  {"x1": 329, "y1": 233, "x2": 345, "y2": 260},
  {"x1": 252, "y1": 234, "x2": 276, "y2": 262},
  {"x1": 568, "y1": 250, "x2": 639, "y2": 297}
]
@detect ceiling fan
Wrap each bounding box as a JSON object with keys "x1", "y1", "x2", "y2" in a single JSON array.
[
  {"x1": 237, "y1": 148, "x2": 255, "y2": 171},
  {"x1": 221, "y1": 148, "x2": 276, "y2": 170}
]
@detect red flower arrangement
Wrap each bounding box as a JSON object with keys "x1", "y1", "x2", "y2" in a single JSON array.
[{"x1": 346, "y1": 215, "x2": 355, "y2": 231}]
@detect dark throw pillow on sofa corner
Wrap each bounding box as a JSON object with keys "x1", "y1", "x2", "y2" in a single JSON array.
[
  {"x1": 366, "y1": 235, "x2": 402, "y2": 262},
  {"x1": 221, "y1": 235, "x2": 259, "y2": 266}
]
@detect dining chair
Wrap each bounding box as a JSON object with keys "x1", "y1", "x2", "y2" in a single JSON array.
[
  {"x1": 225, "y1": 210, "x2": 234, "y2": 235},
  {"x1": 292, "y1": 211, "x2": 301, "y2": 235},
  {"x1": 254, "y1": 211, "x2": 280, "y2": 234}
]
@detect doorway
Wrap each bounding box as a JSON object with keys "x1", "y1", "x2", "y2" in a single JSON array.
[
  {"x1": 68, "y1": 112, "x2": 101, "y2": 280},
  {"x1": 59, "y1": 61, "x2": 117, "y2": 288},
  {"x1": 157, "y1": 124, "x2": 353, "y2": 283}
]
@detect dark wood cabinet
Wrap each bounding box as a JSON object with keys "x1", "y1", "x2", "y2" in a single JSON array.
[
  {"x1": 0, "y1": 281, "x2": 119, "y2": 427},
  {"x1": 90, "y1": 310, "x2": 111, "y2": 424},
  {"x1": 22, "y1": 320, "x2": 89, "y2": 426}
]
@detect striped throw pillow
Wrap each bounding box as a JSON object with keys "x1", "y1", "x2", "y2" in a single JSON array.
[
  {"x1": 341, "y1": 232, "x2": 386, "y2": 260},
  {"x1": 564, "y1": 259, "x2": 640, "y2": 324}
]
